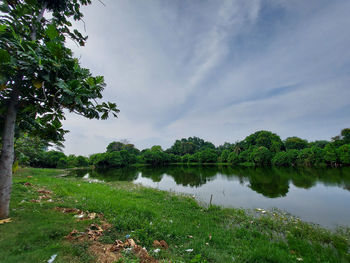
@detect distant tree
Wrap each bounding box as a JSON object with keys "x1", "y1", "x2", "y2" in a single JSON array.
[
  {"x1": 219, "y1": 150, "x2": 230, "y2": 163},
  {"x1": 123, "y1": 144, "x2": 140, "y2": 155},
  {"x1": 238, "y1": 150, "x2": 250, "y2": 163},
  {"x1": 14, "y1": 134, "x2": 49, "y2": 166},
  {"x1": 227, "y1": 152, "x2": 239, "y2": 165},
  {"x1": 341, "y1": 128, "x2": 350, "y2": 144},
  {"x1": 151, "y1": 145, "x2": 163, "y2": 152},
  {"x1": 284, "y1": 137, "x2": 308, "y2": 150},
  {"x1": 40, "y1": 151, "x2": 66, "y2": 168},
  {"x1": 106, "y1": 141, "x2": 125, "y2": 152},
  {"x1": 324, "y1": 144, "x2": 338, "y2": 166},
  {"x1": 244, "y1": 131, "x2": 283, "y2": 153},
  {"x1": 167, "y1": 137, "x2": 215, "y2": 155},
  {"x1": 188, "y1": 152, "x2": 201, "y2": 163},
  {"x1": 217, "y1": 142, "x2": 234, "y2": 154},
  {"x1": 309, "y1": 140, "x2": 329, "y2": 149},
  {"x1": 297, "y1": 147, "x2": 325, "y2": 166},
  {"x1": 57, "y1": 157, "x2": 68, "y2": 169},
  {"x1": 119, "y1": 150, "x2": 137, "y2": 166},
  {"x1": 249, "y1": 146, "x2": 273, "y2": 166},
  {"x1": 272, "y1": 152, "x2": 290, "y2": 166},
  {"x1": 75, "y1": 156, "x2": 88, "y2": 167},
  {"x1": 181, "y1": 154, "x2": 191, "y2": 163},
  {"x1": 286, "y1": 149, "x2": 299, "y2": 166},
  {"x1": 337, "y1": 144, "x2": 350, "y2": 165},
  {"x1": 199, "y1": 149, "x2": 218, "y2": 163}
]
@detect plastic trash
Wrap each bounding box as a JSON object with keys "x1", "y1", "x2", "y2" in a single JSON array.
[{"x1": 47, "y1": 254, "x2": 57, "y2": 263}]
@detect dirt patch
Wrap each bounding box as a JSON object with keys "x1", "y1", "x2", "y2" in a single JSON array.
[
  {"x1": 65, "y1": 223, "x2": 158, "y2": 263},
  {"x1": 89, "y1": 242, "x2": 121, "y2": 263}
]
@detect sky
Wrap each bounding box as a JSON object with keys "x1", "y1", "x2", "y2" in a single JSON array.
[{"x1": 62, "y1": 0, "x2": 350, "y2": 156}]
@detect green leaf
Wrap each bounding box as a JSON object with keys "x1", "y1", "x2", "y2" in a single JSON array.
[
  {"x1": 0, "y1": 24, "x2": 7, "y2": 33},
  {"x1": 0, "y1": 49, "x2": 11, "y2": 63},
  {"x1": 46, "y1": 24, "x2": 59, "y2": 40}
]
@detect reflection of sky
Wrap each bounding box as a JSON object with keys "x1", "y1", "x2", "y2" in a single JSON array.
[{"x1": 134, "y1": 174, "x2": 350, "y2": 228}]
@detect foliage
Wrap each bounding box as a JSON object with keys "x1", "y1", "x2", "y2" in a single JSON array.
[
  {"x1": 249, "y1": 146, "x2": 273, "y2": 166},
  {"x1": 219, "y1": 149, "x2": 230, "y2": 163},
  {"x1": 0, "y1": 0, "x2": 119, "y2": 143},
  {"x1": 19, "y1": 128, "x2": 350, "y2": 169},
  {"x1": 244, "y1": 131, "x2": 283, "y2": 153},
  {"x1": 167, "y1": 137, "x2": 215, "y2": 156},
  {"x1": 227, "y1": 151, "x2": 239, "y2": 165},
  {"x1": 284, "y1": 137, "x2": 308, "y2": 150},
  {"x1": 337, "y1": 144, "x2": 350, "y2": 165},
  {"x1": 198, "y1": 149, "x2": 218, "y2": 163}
]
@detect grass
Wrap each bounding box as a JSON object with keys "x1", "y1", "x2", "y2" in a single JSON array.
[{"x1": 0, "y1": 167, "x2": 349, "y2": 263}]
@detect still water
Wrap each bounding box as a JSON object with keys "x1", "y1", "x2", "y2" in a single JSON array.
[{"x1": 70, "y1": 165, "x2": 350, "y2": 228}]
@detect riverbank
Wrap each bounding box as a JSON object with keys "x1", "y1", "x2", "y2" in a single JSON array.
[{"x1": 0, "y1": 168, "x2": 349, "y2": 263}]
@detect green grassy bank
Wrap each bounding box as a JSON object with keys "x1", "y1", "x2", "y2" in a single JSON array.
[{"x1": 0, "y1": 168, "x2": 349, "y2": 263}]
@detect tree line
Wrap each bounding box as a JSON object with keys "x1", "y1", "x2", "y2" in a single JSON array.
[{"x1": 19, "y1": 128, "x2": 350, "y2": 169}]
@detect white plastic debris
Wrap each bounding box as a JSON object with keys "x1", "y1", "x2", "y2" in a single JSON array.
[
  {"x1": 154, "y1": 248, "x2": 160, "y2": 253},
  {"x1": 47, "y1": 254, "x2": 57, "y2": 263},
  {"x1": 185, "y1": 249, "x2": 193, "y2": 252}
]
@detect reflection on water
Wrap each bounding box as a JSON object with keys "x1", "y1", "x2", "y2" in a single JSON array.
[{"x1": 69, "y1": 165, "x2": 350, "y2": 228}]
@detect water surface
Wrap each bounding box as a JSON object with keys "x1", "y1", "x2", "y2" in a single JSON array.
[{"x1": 70, "y1": 166, "x2": 350, "y2": 228}]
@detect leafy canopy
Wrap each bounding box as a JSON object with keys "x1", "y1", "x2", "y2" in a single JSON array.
[{"x1": 0, "y1": 0, "x2": 119, "y2": 143}]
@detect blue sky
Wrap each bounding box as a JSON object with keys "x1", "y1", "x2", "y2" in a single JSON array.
[{"x1": 62, "y1": 0, "x2": 350, "y2": 155}]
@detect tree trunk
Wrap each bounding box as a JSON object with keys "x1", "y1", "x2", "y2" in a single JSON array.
[{"x1": 0, "y1": 87, "x2": 19, "y2": 219}]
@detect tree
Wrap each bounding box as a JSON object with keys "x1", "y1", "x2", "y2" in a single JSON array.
[
  {"x1": 75, "y1": 155, "x2": 88, "y2": 167},
  {"x1": 324, "y1": 144, "x2": 338, "y2": 166},
  {"x1": 341, "y1": 128, "x2": 350, "y2": 144},
  {"x1": 167, "y1": 137, "x2": 215, "y2": 155},
  {"x1": 244, "y1": 131, "x2": 283, "y2": 153},
  {"x1": 106, "y1": 141, "x2": 125, "y2": 152},
  {"x1": 0, "y1": 0, "x2": 119, "y2": 219},
  {"x1": 249, "y1": 146, "x2": 273, "y2": 166},
  {"x1": 199, "y1": 149, "x2": 218, "y2": 163},
  {"x1": 219, "y1": 149, "x2": 230, "y2": 163},
  {"x1": 284, "y1": 137, "x2": 308, "y2": 150},
  {"x1": 337, "y1": 144, "x2": 350, "y2": 165},
  {"x1": 272, "y1": 152, "x2": 290, "y2": 166},
  {"x1": 227, "y1": 152, "x2": 239, "y2": 165}
]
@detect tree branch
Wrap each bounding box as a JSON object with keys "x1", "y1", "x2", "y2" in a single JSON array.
[{"x1": 31, "y1": 2, "x2": 48, "y2": 41}]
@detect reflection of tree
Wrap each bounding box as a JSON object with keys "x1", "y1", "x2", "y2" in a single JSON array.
[
  {"x1": 91, "y1": 167, "x2": 139, "y2": 182},
  {"x1": 139, "y1": 166, "x2": 167, "y2": 182},
  {"x1": 67, "y1": 169, "x2": 90, "y2": 177},
  {"x1": 69, "y1": 165, "x2": 350, "y2": 196},
  {"x1": 245, "y1": 168, "x2": 289, "y2": 198},
  {"x1": 167, "y1": 165, "x2": 218, "y2": 187},
  {"x1": 140, "y1": 165, "x2": 218, "y2": 187}
]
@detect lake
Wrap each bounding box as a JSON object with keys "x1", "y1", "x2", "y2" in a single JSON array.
[{"x1": 69, "y1": 165, "x2": 350, "y2": 228}]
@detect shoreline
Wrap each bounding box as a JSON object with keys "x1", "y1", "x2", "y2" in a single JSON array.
[{"x1": 1, "y1": 167, "x2": 349, "y2": 262}]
